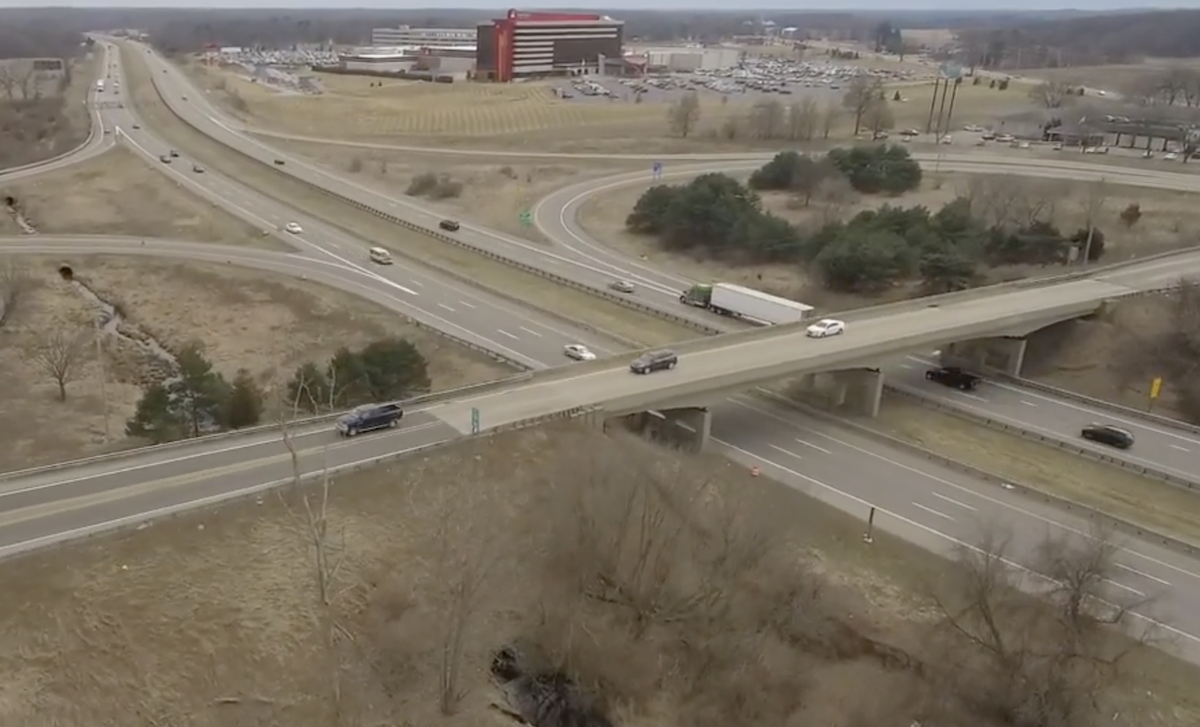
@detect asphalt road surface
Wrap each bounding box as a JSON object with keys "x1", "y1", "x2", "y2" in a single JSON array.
[{"x1": 5, "y1": 42, "x2": 1200, "y2": 661}]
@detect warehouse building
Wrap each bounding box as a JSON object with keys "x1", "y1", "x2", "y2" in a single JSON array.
[
  {"x1": 371, "y1": 26, "x2": 475, "y2": 47},
  {"x1": 476, "y1": 9, "x2": 623, "y2": 82}
]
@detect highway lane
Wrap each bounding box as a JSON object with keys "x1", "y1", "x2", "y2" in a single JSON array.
[
  {"x1": 0, "y1": 43, "x2": 113, "y2": 182},
  {"x1": 886, "y1": 355, "x2": 1200, "y2": 483}
]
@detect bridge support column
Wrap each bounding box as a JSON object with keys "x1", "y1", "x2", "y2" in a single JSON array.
[
  {"x1": 625, "y1": 407, "x2": 711, "y2": 452},
  {"x1": 941, "y1": 337, "x2": 1027, "y2": 376},
  {"x1": 789, "y1": 368, "x2": 884, "y2": 418}
]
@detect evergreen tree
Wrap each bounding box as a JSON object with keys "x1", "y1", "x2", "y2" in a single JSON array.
[
  {"x1": 126, "y1": 383, "x2": 180, "y2": 443},
  {"x1": 170, "y1": 344, "x2": 229, "y2": 438},
  {"x1": 223, "y1": 369, "x2": 264, "y2": 429}
]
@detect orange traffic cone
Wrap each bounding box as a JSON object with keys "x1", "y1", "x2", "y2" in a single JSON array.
[{"x1": 750, "y1": 465, "x2": 760, "y2": 477}]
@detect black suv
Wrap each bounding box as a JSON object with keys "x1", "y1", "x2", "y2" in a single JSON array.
[
  {"x1": 335, "y1": 403, "x2": 403, "y2": 437},
  {"x1": 439, "y1": 219, "x2": 460, "y2": 232},
  {"x1": 630, "y1": 350, "x2": 678, "y2": 374},
  {"x1": 1081, "y1": 423, "x2": 1134, "y2": 450},
  {"x1": 925, "y1": 366, "x2": 980, "y2": 391}
]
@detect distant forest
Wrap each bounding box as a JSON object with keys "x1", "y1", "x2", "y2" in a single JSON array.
[{"x1": 2, "y1": 7, "x2": 1200, "y2": 68}]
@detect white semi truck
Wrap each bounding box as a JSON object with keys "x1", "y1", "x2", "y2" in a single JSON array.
[
  {"x1": 679, "y1": 282, "x2": 813, "y2": 326},
  {"x1": 95, "y1": 79, "x2": 105, "y2": 91}
]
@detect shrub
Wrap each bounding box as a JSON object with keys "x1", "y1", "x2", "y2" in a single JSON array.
[{"x1": 406, "y1": 172, "x2": 463, "y2": 199}]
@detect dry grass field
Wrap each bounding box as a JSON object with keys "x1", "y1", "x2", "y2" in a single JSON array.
[
  {"x1": 0, "y1": 145, "x2": 273, "y2": 247},
  {"x1": 578, "y1": 169, "x2": 1194, "y2": 309},
  {"x1": 0, "y1": 52, "x2": 97, "y2": 170},
  {"x1": 183, "y1": 59, "x2": 1030, "y2": 153},
  {"x1": 1019, "y1": 59, "x2": 1191, "y2": 90},
  {"x1": 0, "y1": 423, "x2": 1195, "y2": 727},
  {"x1": 899, "y1": 28, "x2": 957, "y2": 49},
  {"x1": 0, "y1": 256, "x2": 512, "y2": 472}
]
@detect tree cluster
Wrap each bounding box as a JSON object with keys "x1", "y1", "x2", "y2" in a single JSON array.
[
  {"x1": 406, "y1": 171, "x2": 462, "y2": 199},
  {"x1": 126, "y1": 344, "x2": 265, "y2": 443},
  {"x1": 286, "y1": 335, "x2": 431, "y2": 414},
  {"x1": 750, "y1": 146, "x2": 921, "y2": 198},
  {"x1": 627, "y1": 156, "x2": 1103, "y2": 294}
]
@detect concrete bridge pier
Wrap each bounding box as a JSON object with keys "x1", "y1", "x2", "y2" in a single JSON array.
[
  {"x1": 940, "y1": 336, "x2": 1027, "y2": 376},
  {"x1": 624, "y1": 407, "x2": 712, "y2": 452},
  {"x1": 791, "y1": 368, "x2": 884, "y2": 418}
]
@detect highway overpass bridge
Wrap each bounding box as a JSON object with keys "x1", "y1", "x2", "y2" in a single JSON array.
[{"x1": 427, "y1": 276, "x2": 1129, "y2": 450}]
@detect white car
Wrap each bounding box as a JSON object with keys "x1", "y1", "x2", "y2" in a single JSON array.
[
  {"x1": 564, "y1": 344, "x2": 596, "y2": 361},
  {"x1": 806, "y1": 319, "x2": 846, "y2": 338},
  {"x1": 368, "y1": 246, "x2": 392, "y2": 264},
  {"x1": 285, "y1": 222, "x2": 303, "y2": 234}
]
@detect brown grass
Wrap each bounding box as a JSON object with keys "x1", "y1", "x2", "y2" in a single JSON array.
[
  {"x1": 120, "y1": 44, "x2": 699, "y2": 347},
  {"x1": 0, "y1": 52, "x2": 97, "y2": 170},
  {"x1": 0, "y1": 255, "x2": 512, "y2": 473},
  {"x1": 183, "y1": 57, "x2": 1032, "y2": 154},
  {"x1": 0, "y1": 145, "x2": 274, "y2": 247},
  {"x1": 0, "y1": 423, "x2": 1195, "y2": 727},
  {"x1": 1017, "y1": 60, "x2": 1188, "y2": 89},
  {"x1": 866, "y1": 392, "x2": 1200, "y2": 549}
]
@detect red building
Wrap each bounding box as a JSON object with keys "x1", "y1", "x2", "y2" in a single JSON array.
[{"x1": 476, "y1": 9, "x2": 623, "y2": 82}]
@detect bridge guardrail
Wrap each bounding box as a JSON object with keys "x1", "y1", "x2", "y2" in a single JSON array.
[
  {"x1": 753, "y1": 388, "x2": 1200, "y2": 558},
  {"x1": 886, "y1": 385, "x2": 1200, "y2": 491},
  {"x1": 0, "y1": 405, "x2": 600, "y2": 563},
  {"x1": 0, "y1": 372, "x2": 535, "y2": 484}
]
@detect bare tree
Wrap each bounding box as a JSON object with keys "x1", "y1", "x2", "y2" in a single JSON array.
[
  {"x1": 819, "y1": 101, "x2": 842, "y2": 139},
  {"x1": 1076, "y1": 178, "x2": 1108, "y2": 263},
  {"x1": 666, "y1": 92, "x2": 701, "y2": 138},
  {"x1": 814, "y1": 174, "x2": 856, "y2": 223},
  {"x1": 861, "y1": 97, "x2": 895, "y2": 136},
  {"x1": 931, "y1": 524, "x2": 1153, "y2": 727},
  {"x1": 0, "y1": 65, "x2": 16, "y2": 100},
  {"x1": 0, "y1": 259, "x2": 31, "y2": 330},
  {"x1": 25, "y1": 326, "x2": 91, "y2": 401},
  {"x1": 788, "y1": 97, "x2": 819, "y2": 141},
  {"x1": 746, "y1": 98, "x2": 785, "y2": 139},
  {"x1": 842, "y1": 76, "x2": 883, "y2": 134},
  {"x1": 1029, "y1": 81, "x2": 1075, "y2": 109}
]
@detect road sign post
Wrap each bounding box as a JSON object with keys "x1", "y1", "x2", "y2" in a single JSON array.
[
  {"x1": 470, "y1": 407, "x2": 480, "y2": 434},
  {"x1": 863, "y1": 506, "x2": 876, "y2": 544},
  {"x1": 1148, "y1": 377, "x2": 1163, "y2": 411}
]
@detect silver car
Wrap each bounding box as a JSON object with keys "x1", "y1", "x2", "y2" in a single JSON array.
[{"x1": 609, "y1": 280, "x2": 635, "y2": 294}]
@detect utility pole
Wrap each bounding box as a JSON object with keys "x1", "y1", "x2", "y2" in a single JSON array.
[
  {"x1": 925, "y1": 77, "x2": 942, "y2": 134},
  {"x1": 95, "y1": 321, "x2": 111, "y2": 442}
]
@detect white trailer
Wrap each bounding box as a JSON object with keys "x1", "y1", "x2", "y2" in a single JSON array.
[
  {"x1": 95, "y1": 79, "x2": 105, "y2": 91},
  {"x1": 709, "y1": 283, "x2": 813, "y2": 326}
]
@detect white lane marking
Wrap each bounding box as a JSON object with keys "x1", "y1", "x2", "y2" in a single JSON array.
[
  {"x1": 794, "y1": 438, "x2": 832, "y2": 455},
  {"x1": 437, "y1": 303, "x2": 455, "y2": 313},
  {"x1": 519, "y1": 326, "x2": 542, "y2": 338},
  {"x1": 1105, "y1": 579, "x2": 1145, "y2": 597},
  {"x1": 899, "y1": 363, "x2": 913, "y2": 370},
  {"x1": 714, "y1": 438, "x2": 1200, "y2": 648},
  {"x1": 912, "y1": 502, "x2": 955, "y2": 522},
  {"x1": 931, "y1": 491, "x2": 977, "y2": 512},
  {"x1": 1116, "y1": 562, "x2": 1172, "y2": 587},
  {"x1": 768, "y1": 444, "x2": 803, "y2": 461},
  {"x1": 408, "y1": 279, "x2": 425, "y2": 288},
  {"x1": 959, "y1": 392, "x2": 990, "y2": 403},
  {"x1": 907, "y1": 355, "x2": 1200, "y2": 448},
  {"x1": 733, "y1": 394, "x2": 1200, "y2": 585},
  {"x1": 1021, "y1": 400, "x2": 1038, "y2": 408},
  {"x1": 459, "y1": 300, "x2": 476, "y2": 309},
  {"x1": 1172, "y1": 444, "x2": 1191, "y2": 452},
  {"x1": 496, "y1": 329, "x2": 519, "y2": 340}
]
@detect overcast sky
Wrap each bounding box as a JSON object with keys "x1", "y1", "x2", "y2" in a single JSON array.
[{"x1": 3, "y1": 0, "x2": 1200, "y2": 9}]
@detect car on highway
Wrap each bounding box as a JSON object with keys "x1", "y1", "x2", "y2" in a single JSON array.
[
  {"x1": 368, "y1": 247, "x2": 393, "y2": 265},
  {"x1": 609, "y1": 279, "x2": 636, "y2": 294},
  {"x1": 630, "y1": 350, "x2": 677, "y2": 374},
  {"x1": 169, "y1": 149, "x2": 179, "y2": 158},
  {"x1": 132, "y1": 123, "x2": 140, "y2": 129},
  {"x1": 564, "y1": 344, "x2": 596, "y2": 361},
  {"x1": 1080, "y1": 423, "x2": 1134, "y2": 450},
  {"x1": 274, "y1": 159, "x2": 286, "y2": 166},
  {"x1": 925, "y1": 366, "x2": 980, "y2": 391},
  {"x1": 158, "y1": 154, "x2": 171, "y2": 164},
  {"x1": 805, "y1": 318, "x2": 846, "y2": 338},
  {"x1": 336, "y1": 403, "x2": 404, "y2": 437},
  {"x1": 192, "y1": 163, "x2": 204, "y2": 173},
  {"x1": 439, "y1": 219, "x2": 460, "y2": 232},
  {"x1": 285, "y1": 222, "x2": 303, "y2": 234}
]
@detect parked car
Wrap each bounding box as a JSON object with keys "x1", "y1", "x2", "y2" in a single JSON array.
[
  {"x1": 564, "y1": 344, "x2": 596, "y2": 361},
  {"x1": 805, "y1": 318, "x2": 846, "y2": 338},
  {"x1": 1080, "y1": 423, "x2": 1134, "y2": 450},
  {"x1": 439, "y1": 219, "x2": 460, "y2": 232},
  {"x1": 336, "y1": 403, "x2": 404, "y2": 437},
  {"x1": 609, "y1": 279, "x2": 636, "y2": 294},
  {"x1": 925, "y1": 366, "x2": 980, "y2": 391},
  {"x1": 630, "y1": 350, "x2": 677, "y2": 374}
]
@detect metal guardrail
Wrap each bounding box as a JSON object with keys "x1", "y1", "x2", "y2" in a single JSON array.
[
  {"x1": 991, "y1": 373, "x2": 1200, "y2": 436},
  {"x1": 0, "y1": 404, "x2": 600, "y2": 563},
  {"x1": 0, "y1": 372, "x2": 535, "y2": 483},
  {"x1": 886, "y1": 385, "x2": 1200, "y2": 491},
  {"x1": 753, "y1": 388, "x2": 1200, "y2": 558}
]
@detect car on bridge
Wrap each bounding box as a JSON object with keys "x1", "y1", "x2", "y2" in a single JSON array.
[
  {"x1": 285, "y1": 222, "x2": 303, "y2": 234},
  {"x1": 1081, "y1": 423, "x2": 1134, "y2": 450},
  {"x1": 925, "y1": 366, "x2": 981, "y2": 391},
  {"x1": 336, "y1": 403, "x2": 404, "y2": 437},
  {"x1": 630, "y1": 350, "x2": 677, "y2": 374},
  {"x1": 564, "y1": 344, "x2": 596, "y2": 361},
  {"x1": 439, "y1": 219, "x2": 460, "y2": 232},
  {"x1": 805, "y1": 318, "x2": 846, "y2": 338}
]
